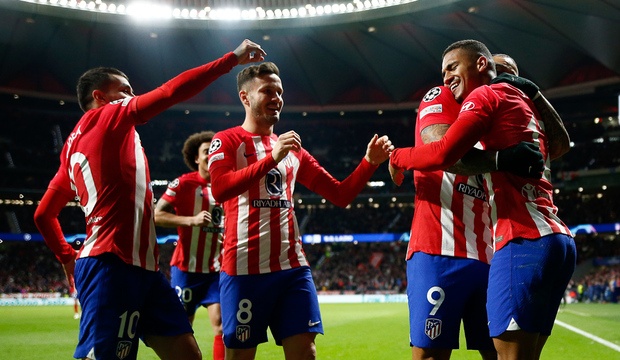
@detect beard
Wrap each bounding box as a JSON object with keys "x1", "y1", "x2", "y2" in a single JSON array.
[{"x1": 251, "y1": 102, "x2": 280, "y2": 125}]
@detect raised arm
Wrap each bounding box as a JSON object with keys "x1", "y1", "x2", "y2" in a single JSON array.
[
  {"x1": 533, "y1": 93, "x2": 570, "y2": 159},
  {"x1": 135, "y1": 39, "x2": 266, "y2": 121}
]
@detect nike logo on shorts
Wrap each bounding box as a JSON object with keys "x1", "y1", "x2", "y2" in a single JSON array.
[{"x1": 308, "y1": 320, "x2": 321, "y2": 327}]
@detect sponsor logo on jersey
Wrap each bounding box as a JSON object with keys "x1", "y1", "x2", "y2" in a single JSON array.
[
  {"x1": 419, "y1": 104, "x2": 443, "y2": 119},
  {"x1": 425, "y1": 318, "x2": 442, "y2": 340},
  {"x1": 208, "y1": 139, "x2": 222, "y2": 154},
  {"x1": 252, "y1": 199, "x2": 292, "y2": 208},
  {"x1": 423, "y1": 87, "x2": 442, "y2": 102},
  {"x1": 86, "y1": 216, "x2": 103, "y2": 225},
  {"x1": 265, "y1": 169, "x2": 284, "y2": 197},
  {"x1": 169, "y1": 178, "x2": 180, "y2": 189},
  {"x1": 243, "y1": 152, "x2": 256, "y2": 158},
  {"x1": 236, "y1": 325, "x2": 251, "y2": 343},
  {"x1": 211, "y1": 205, "x2": 224, "y2": 226},
  {"x1": 116, "y1": 341, "x2": 132, "y2": 359},
  {"x1": 109, "y1": 98, "x2": 132, "y2": 107},
  {"x1": 521, "y1": 183, "x2": 537, "y2": 202},
  {"x1": 460, "y1": 101, "x2": 476, "y2": 112},
  {"x1": 456, "y1": 182, "x2": 486, "y2": 201},
  {"x1": 201, "y1": 227, "x2": 225, "y2": 233}
]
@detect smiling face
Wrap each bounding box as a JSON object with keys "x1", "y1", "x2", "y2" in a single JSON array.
[
  {"x1": 442, "y1": 48, "x2": 486, "y2": 103},
  {"x1": 195, "y1": 141, "x2": 210, "y2": 171},
  {"x1": 243, "y1": 73, "x2": 284, "y2": 126}
]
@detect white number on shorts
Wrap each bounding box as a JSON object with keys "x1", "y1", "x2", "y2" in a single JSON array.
[
  {"x1": 236, "y1": 299, "x2": 253, "y2": 324},
  {"x1": 69, "y1": 152, "x2": 98, "y2": 216},
  {"x1": 175, "y1": 286, "x2": 192, "y2": 303},
  {"x1": 118, "y1": 311, "x2": 140, "y2": 339},
  {"x1": 426, "y1": 286, "x2": 445, "y2": 316}
]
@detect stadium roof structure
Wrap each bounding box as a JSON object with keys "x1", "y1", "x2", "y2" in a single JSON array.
[{"x1": 0, "y1": 0, "x2": 619, "y2": 113}]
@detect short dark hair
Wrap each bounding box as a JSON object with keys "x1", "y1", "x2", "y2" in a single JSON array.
[
  {"x1": 442, "y1": 39, "x2": 495, "y2": 71},
  {"x1": 182, "y1": 131, "x2": 215, "y2": 171},
  {"x1": 77, "y1": 67, "x2": 128, "y2": 112},
  {"x1": 237, "y1": 62, "x2": 280, "y2": 93}
]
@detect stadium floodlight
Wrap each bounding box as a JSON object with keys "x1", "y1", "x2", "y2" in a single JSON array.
[{"x1": 126, "y1": 3, "x2": 172, "y2": 20}]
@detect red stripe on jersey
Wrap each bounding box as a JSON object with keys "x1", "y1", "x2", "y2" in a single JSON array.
[
  {"x1": 225, "y1": 196, "x2": 240, "y2": 275},
  {"x1": 246, "y1": 140, "x2": 261, "y2": 275}
]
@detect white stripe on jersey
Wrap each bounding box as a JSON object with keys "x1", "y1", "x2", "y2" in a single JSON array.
[
  {"x1": 440, "y1": 172, "x2": 455, "y2": 257},
  {"x1": 485, "y1": 173, "x2": 500, "y2": 249},
  {"x1": 81, "y1": 225, "x2": 99, "y2": 258},
  {"x1": 133, "y1": 131, "x2": 146, "y2": 268},
  {"x1": 255, "y1": 138, "x2": 273, "y2": 273},
  {"x1": 525, "y1": 202, "x2": 550, "y2": 237},
  {"x1": 189, "y1": 186, "x2": 203, "y2": 273}
]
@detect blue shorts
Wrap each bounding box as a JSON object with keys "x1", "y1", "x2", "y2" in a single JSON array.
[
  {"x1": 74, "y1": 253, "x2": 193, "y2": 360},
  {"x1": 407, "y1": 252, "x2": 494, "y2": 350},
  {"x1": 171, "y1": 265, "x2": 220, "y2": 317},
  {"x1": 220, "y1": 267, "x2": 323, "y2": 349},
  {"x1": 487, "y1": 234, "x2": 576, "y2": 337}
]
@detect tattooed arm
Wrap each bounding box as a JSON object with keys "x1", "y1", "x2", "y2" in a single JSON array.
[
  {"x1": 533, "y1": 94, "x2": 570, "y2": 160},
  {"x1": 420, "y1": 123, "x2": 496, "y2": 176}
]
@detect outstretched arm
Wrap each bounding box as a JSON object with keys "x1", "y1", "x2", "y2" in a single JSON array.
[
  {"x1": 308, "y1": 135, "x2": 393, "y2": 208},
  {"x1": 154, "y1": 198, "x2": 211, "y2": 228},
  {"x1": 135, "y1": 39, "x2": 266, "y2": 121}
]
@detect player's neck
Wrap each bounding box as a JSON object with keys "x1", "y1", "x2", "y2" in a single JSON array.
[
  {"x1": 198, "y1": 167, "x2": 210, "y2": 181},
  {"x1": 241, "y1": 118, "x2": 273, "y2": 136}
]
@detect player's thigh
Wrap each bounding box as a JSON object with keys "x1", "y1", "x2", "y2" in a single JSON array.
[
  {"x1": 139, "y1": 270, "x2": 194, "y2": 340},
  {"x1": 74, "y1": 254, "x2": 146, "y2": 360},
  {"x1": 219, "y1": 270, "x2": 276, "y2": 349},
  {"x1": 487, "y1": 235, "x2": 575, "y2": 337},
  {"x1": 206, "y1": 302, "x2": 223, "y2": 334},
  {"x1": 145, "y1": 332, "x2": 201, "y2": 360},
  {"x1": 270, "y1": 267, "x2": 323, "y2": 345},
  {"x1": 407, "y1": 253, "x2": 476, "y2": 349},
  {"x1": 171, "y1": 266, "x2": 220, "y2": 318},
  {"x1": 282, "y1": 332, "x2": 317, "y2": 360}
]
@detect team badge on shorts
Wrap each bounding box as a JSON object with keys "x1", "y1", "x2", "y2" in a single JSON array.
[
  {"x1": 236, "y1": 325, "x2": 251, "y2": 343},
  {"x1": 425, "y1": 318, "x2": 442, "y2": 340},
  {"x1": 116, "y1": 341, "x2": 132, "y2": 359}
]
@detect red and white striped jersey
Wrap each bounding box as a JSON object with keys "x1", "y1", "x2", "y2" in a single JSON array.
[
  {"x1": 407, "y1": 86, "x2": 493, "y2": 263},
  {"x1": 458, "y1": 83, "x2": 572, "y2": 251},
  {"x1": 161, "y1": 172, "x2": 224, "y2": 273},
  {"x1": 208, "y1": 126, "x2": 378, "y2": 275},
  {"x1": 50, "y1": 97, "x2": 159, "y2": 271}
]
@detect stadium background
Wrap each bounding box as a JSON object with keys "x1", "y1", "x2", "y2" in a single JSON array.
[{"x1": 0, "y1": 0, "x2": 619, "y2": 357}]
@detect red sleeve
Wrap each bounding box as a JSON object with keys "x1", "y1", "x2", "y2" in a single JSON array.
[
  {"x1": 210, "y1": 155, "x2": 278, "y2": 203},
  {"x1": 134, "y1": 52, "x2": 238, "y2": 122},
  {"x1": 302, "y1": 154, "x2": 378, "y2": 208},
  {"x1": 391, "y1": 86, "x2": 496, "y2": 171},
  {"x1": 34, "y1": 188, "x2": 76, "y2": 264}
]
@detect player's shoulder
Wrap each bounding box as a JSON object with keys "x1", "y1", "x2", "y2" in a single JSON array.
[{"x1": 421, "y1": 86, "x2": 456, "y2": 105}]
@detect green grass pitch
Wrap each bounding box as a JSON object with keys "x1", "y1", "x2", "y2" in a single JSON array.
[{"x1": 1, "y1": 303, "x2": 619, "y2": 359}]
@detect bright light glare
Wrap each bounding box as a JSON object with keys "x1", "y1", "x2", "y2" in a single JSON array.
[{"x1": 127, "y1": 3, "x2": 172, "y2": 20}]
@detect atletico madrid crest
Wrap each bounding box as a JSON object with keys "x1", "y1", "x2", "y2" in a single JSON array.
[
  {"x1": 236, "y1": 325, "x2": 251, "y2": 343},
  {"x1": 116, "y1": 341, "x2": 132, "y2": 359},
  {"x1": 425, "y1": 318, "x2": 442, "y2": 340}
]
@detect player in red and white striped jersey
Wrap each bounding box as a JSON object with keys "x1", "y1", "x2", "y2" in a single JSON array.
[
  {"x1": 208, "y1": 62, "x2": 393, "y2": 359},
  {"x1": 390, "y1": 39, "x2": 575, "y2": 360},
  {"x1": 34, "y1": 40, "x2": 266, "y2": 360},
  {"x1": 155, "y1": 131, "x2": 225, "y2": 360}
]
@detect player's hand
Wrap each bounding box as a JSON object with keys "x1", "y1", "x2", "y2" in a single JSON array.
[
  {"x1": 365, "y1": 134, "x2": 394, "y2": 165},
  {"x1": 272, "y1": 130, "x2": 301, "y2": 163},
  {"x1": 62, "y1": 251, "x2": 77, "y2": 289},
  {"x1": 491, "y1": 73, "x2": 540, "y2": 99},
  {"x1": 389, "y1": 161, "x2": 404, "y2": 186},
  {"x1": 190, "y1": 210, "x2": 212, "y2": 227},
  {"x1": 234, "y1": 39, "x2": 266, "y2": 65},
  {"x1": 497, "y1": 141, "x2": 545, "y2": 179}
]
